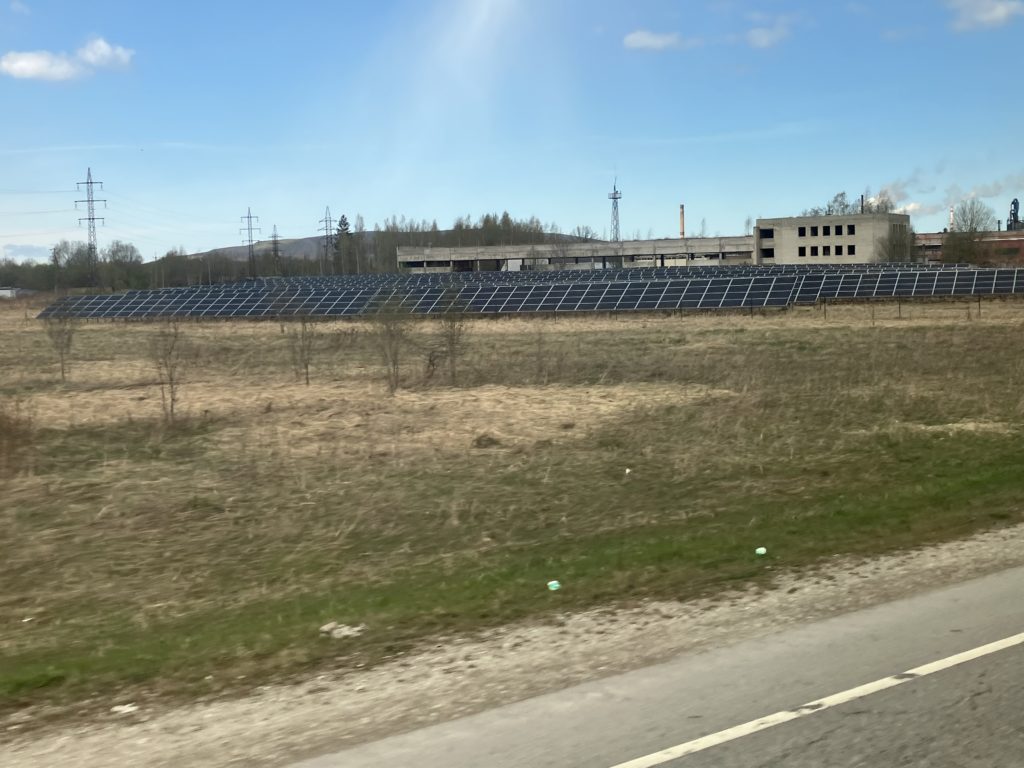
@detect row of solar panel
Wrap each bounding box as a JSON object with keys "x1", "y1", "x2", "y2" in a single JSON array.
[
  {"x1": 39, "y1": 269, "x2": 1024, "y2": 319},
  {"x1": 52, "y1": 267, "x2": 1011, "y2": 309},
  {"x1": 221, "y1": 262, "x2": 965, "y2": 291},
  {"x1": 120, "y1": 262, "x2": 970, "y2": 298}
]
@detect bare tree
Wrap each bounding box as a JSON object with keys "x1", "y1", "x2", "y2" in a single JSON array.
[
  {"x1": 876, "y1": 223, "x2": 916, "y2": 263},
  {"x1": 43, "y1": 317, "x2": 77, "y2": 382},
  {"x1": 804, "y1": 190, "x2": 894, "y2": 216},
  {"x1": 437, "y1": 288, "x2": 468, "y2": 386},
  {"x1": 287, "y1": 316, "x2": 318, "y2": 386},
  {"x1": 149, "y1": 320, "x2": 189, "y2": 424},
  {"x1": 944, "y1": 199, "x2": 998, "y2": 264},
  {"x1": 370, "y1": 296, "x2": 410, "y2": 394},
  {"x1": 953, "y1": 199, "x2": 997, "y2": 233}
]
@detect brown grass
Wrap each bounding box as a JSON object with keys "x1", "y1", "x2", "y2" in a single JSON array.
[{"x1": 1, "y1": 295, "x2": 1024, "y2": 721}]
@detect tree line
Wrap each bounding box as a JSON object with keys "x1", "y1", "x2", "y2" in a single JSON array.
[
  {"x1": 332, "y1": 212, "x2": 591, "y2": 275},
  {"x1": 1, "y1": 211, "x2": 592, "y2": 291}
]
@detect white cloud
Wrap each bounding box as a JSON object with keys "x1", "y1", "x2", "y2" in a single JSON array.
[
  {"x1": 76, "y1": 37, "x2": 133, "y2": 68},
  {"x1": 745, "y1": 16, "x2": 793, "y2": 48},
  {"x1": 0, "y1": 36, "x2": 133, "y2": 81},
  {"x1": 10, "y1": 0, "x2": 30, "y2": 14},
  {"x1": 946, "y1": 0, "x2": 1024, "y2": 30},
  {"x1": 0, "y1": 50, "x2": 80, "y2": 80},
  {"x1": 623, "y1": 30, "x2": 700, "y2": 51}
]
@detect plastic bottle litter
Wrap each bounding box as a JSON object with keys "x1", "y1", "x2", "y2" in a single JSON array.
[
  {"x1": 547, "y1": 580, "x2": 562, "y2": 591},
  {"x1": 755, "y1": 546, "x2": 767, "y2": 556}
]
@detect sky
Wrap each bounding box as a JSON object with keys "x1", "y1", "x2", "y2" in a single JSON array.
[{"x1": 1, "y1": 0, "x2": 1022, "y2": 262}]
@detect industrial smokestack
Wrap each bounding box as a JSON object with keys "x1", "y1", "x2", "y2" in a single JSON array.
[
  {"x1": 949, "y1": 206, "x2": 955, "y2": 231},
  {"x1": 860, "y1": 195, "x2": 865, "y2": 214},
  {"x1": 679, "y1": 204, "x2": 685, "y2": 239}
]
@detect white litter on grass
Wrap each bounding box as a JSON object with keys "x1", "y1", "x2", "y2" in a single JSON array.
[
  {"x1": 547, "y1": 580, "x2": 562, "y2": 591},
  {"x1": 624, "y1": 468, "x2": 632, "y2": 476},
  {"x1": 110, "y1": 704, "x2": 138, "y2": 715},
  {"x1": 320, "y1": 622, "x2": 366, "y2": 639},
  {"x1": 755, "y1": 547, "x2": 767, "y2": 556},
  {"x1": 21, "y1": 617, "x2": 33, "y2": 623}
]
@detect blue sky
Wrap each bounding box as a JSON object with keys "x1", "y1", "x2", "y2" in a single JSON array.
[{"x1": 1, "y1": 0, "x2": 1022, "y2": 262}]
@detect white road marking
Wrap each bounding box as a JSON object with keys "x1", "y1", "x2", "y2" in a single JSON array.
[{"x1": 609, "y1": 630, "x2": 1024, "y2": 768}]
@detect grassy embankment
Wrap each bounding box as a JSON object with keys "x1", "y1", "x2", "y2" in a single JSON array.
[{"x1": 1, "y1": 297, "x2": 1023, "y2": 718}]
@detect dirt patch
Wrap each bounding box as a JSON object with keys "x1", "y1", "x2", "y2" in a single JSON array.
[
  {"x1": 4, "y1": 523, "x2": 1023, "y2": 768},
  {"x1": 206, "y1": 383, "x2": 733, "y2": 463}
]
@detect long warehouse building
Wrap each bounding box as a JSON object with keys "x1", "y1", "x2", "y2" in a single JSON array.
[{"x1": 398, "y1": 213, "x2": 911, "y2": 273}]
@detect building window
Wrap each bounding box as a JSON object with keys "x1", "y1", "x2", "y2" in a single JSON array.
[
  {"x1": 811, "y1": 246, "x2": 819, "y2": 256},
  {"x1": 848, "y1": 224, "x2": 856, "y2": 236},
  {"x1": 758, "y1": 228, "x2": 775, "y2": 239},
  {"x1": 834, "y1": 224, "x2": 844, "y2": 236},
  {"x1": 836, "y1": 245, "x2": 843, "y2": 256},
  {"x1": 798, "y1": 246, "x2": 806, "y2": 257},
  {"x1": 823, "y1": 225, "x2": 831, "y2": 236},
  {"x1": 848, "y1": 244, "x2": 856, "y2": 256},
  {"x1": 823, "y1": 245, "x2": 831, "y2": 256},
  {"x1": 760, "y1": 247, "x2": 775, "y2": 259},
  {"x1": 798, "y1": 226, "x2": 807, "y2": 237},
  {"x1": 811, "y1": 226, "x2": 819, "y2": 236}
]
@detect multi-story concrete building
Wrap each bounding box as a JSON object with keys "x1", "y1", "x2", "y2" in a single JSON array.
[
  {"x1": 751, "y1": 213, "x2": 910, "y2": 265},
  {"x1": 397, "y1": 212, "x2": 913, "y2": 273}
]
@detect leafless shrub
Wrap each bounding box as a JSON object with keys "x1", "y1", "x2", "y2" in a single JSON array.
[
  {"x1": 422, "y1": 291, "x2": 469, "y2": 386},
  {"x1": 438, "y1": 289, "x2": 468, "y2": 386},
  {"x1": 43, "y1": 316, "x2": 77, "y2": 383},
  {"x1": 335, "y1": 326, "x2": 361, "y2": 349},
  {"x1": 148, "y1": 320, "x2": 189, "y2": 424},
  {"x1": 370, "y1": 296, "x2": 411, "y2": 395},
  {"x1": 287, "y1": 316, "x2": 318, "y2": 386},
  {"x1": 531, "y1": 327, "x2": 566, "y2": 384}
]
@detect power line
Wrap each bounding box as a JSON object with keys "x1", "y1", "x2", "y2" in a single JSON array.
[
  {"x1": 240, "y1": 207, "x2": 261, "y2": 278},
  {"x1": 270, "y1": 225, "x2": 282, "y2": 276},
  {"x1": 0, "y1": 228, "x2": 79, "y2": 240},
  {"x1": 75, "y1": 167, "x2": 106, "y2": 285},
  {"x1": 0, "y1": 209, "x2": 76, "y2": 217},
  {"x1": 103, "y1": 191, "x2": 231, "y2": 228},
  {"x1": 609, "y1": 179, "x2": 622, "y2": 243},
  {"x1": 0, "y1": 188, "x2": 76, "y2": 195},
  {"x1": 318, "y1": 206, "x2": 334, "y2": 276}
]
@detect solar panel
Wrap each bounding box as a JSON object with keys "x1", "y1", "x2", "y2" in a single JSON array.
[{"x1": 38, "y1": 266, "x2": 1024, "y2": 320}]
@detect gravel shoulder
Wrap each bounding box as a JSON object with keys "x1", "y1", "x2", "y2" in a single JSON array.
[{"x1": 5, "y1": 523, "x2": 1024, "y2": 768}]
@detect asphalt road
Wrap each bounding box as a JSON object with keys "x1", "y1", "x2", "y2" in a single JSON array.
[{"x1": 292, "y1": 565, "x2": 1024, "y2": 768}]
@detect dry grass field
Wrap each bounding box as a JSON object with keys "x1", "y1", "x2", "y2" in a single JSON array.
[{"x1": 2, "y1": 296, "x2": 1024, "y2": 720}]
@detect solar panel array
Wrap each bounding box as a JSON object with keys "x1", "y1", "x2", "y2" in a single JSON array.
[
  {"x1": 38, "y1": 264, "x2": 1023, "y2": 320},
  {"x1": 222, "y1": 262, "x2": 966, "y2": 291}
]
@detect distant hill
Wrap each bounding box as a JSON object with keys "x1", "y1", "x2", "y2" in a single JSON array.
[
  {"x1": 189, "y1": 230, "x2": 589, "y2": 263},
  {"x1": 189, "y1": 234, "x2": 361, "y2": 263}
]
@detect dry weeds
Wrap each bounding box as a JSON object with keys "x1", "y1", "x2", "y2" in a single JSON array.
[{"x1": 1, "y1": 294, "x2": 1023, "y2": 725}]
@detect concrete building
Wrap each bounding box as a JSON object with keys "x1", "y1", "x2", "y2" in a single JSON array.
[
  {"x1": 751, "y1": 213, "x2": 911, "y2": 265},
  {"x1": 397, "y1": 236, "x2": 755, "y2": 273},
  {"x1": 0, "y1": 287, "x2": 35, "y2": 300},
  {"x1": 398, "y1": 213, "x2": 912, "y2": 273},
  {"x1": 915, "y1": 230, "x2": 1024, "y2": 264}
]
